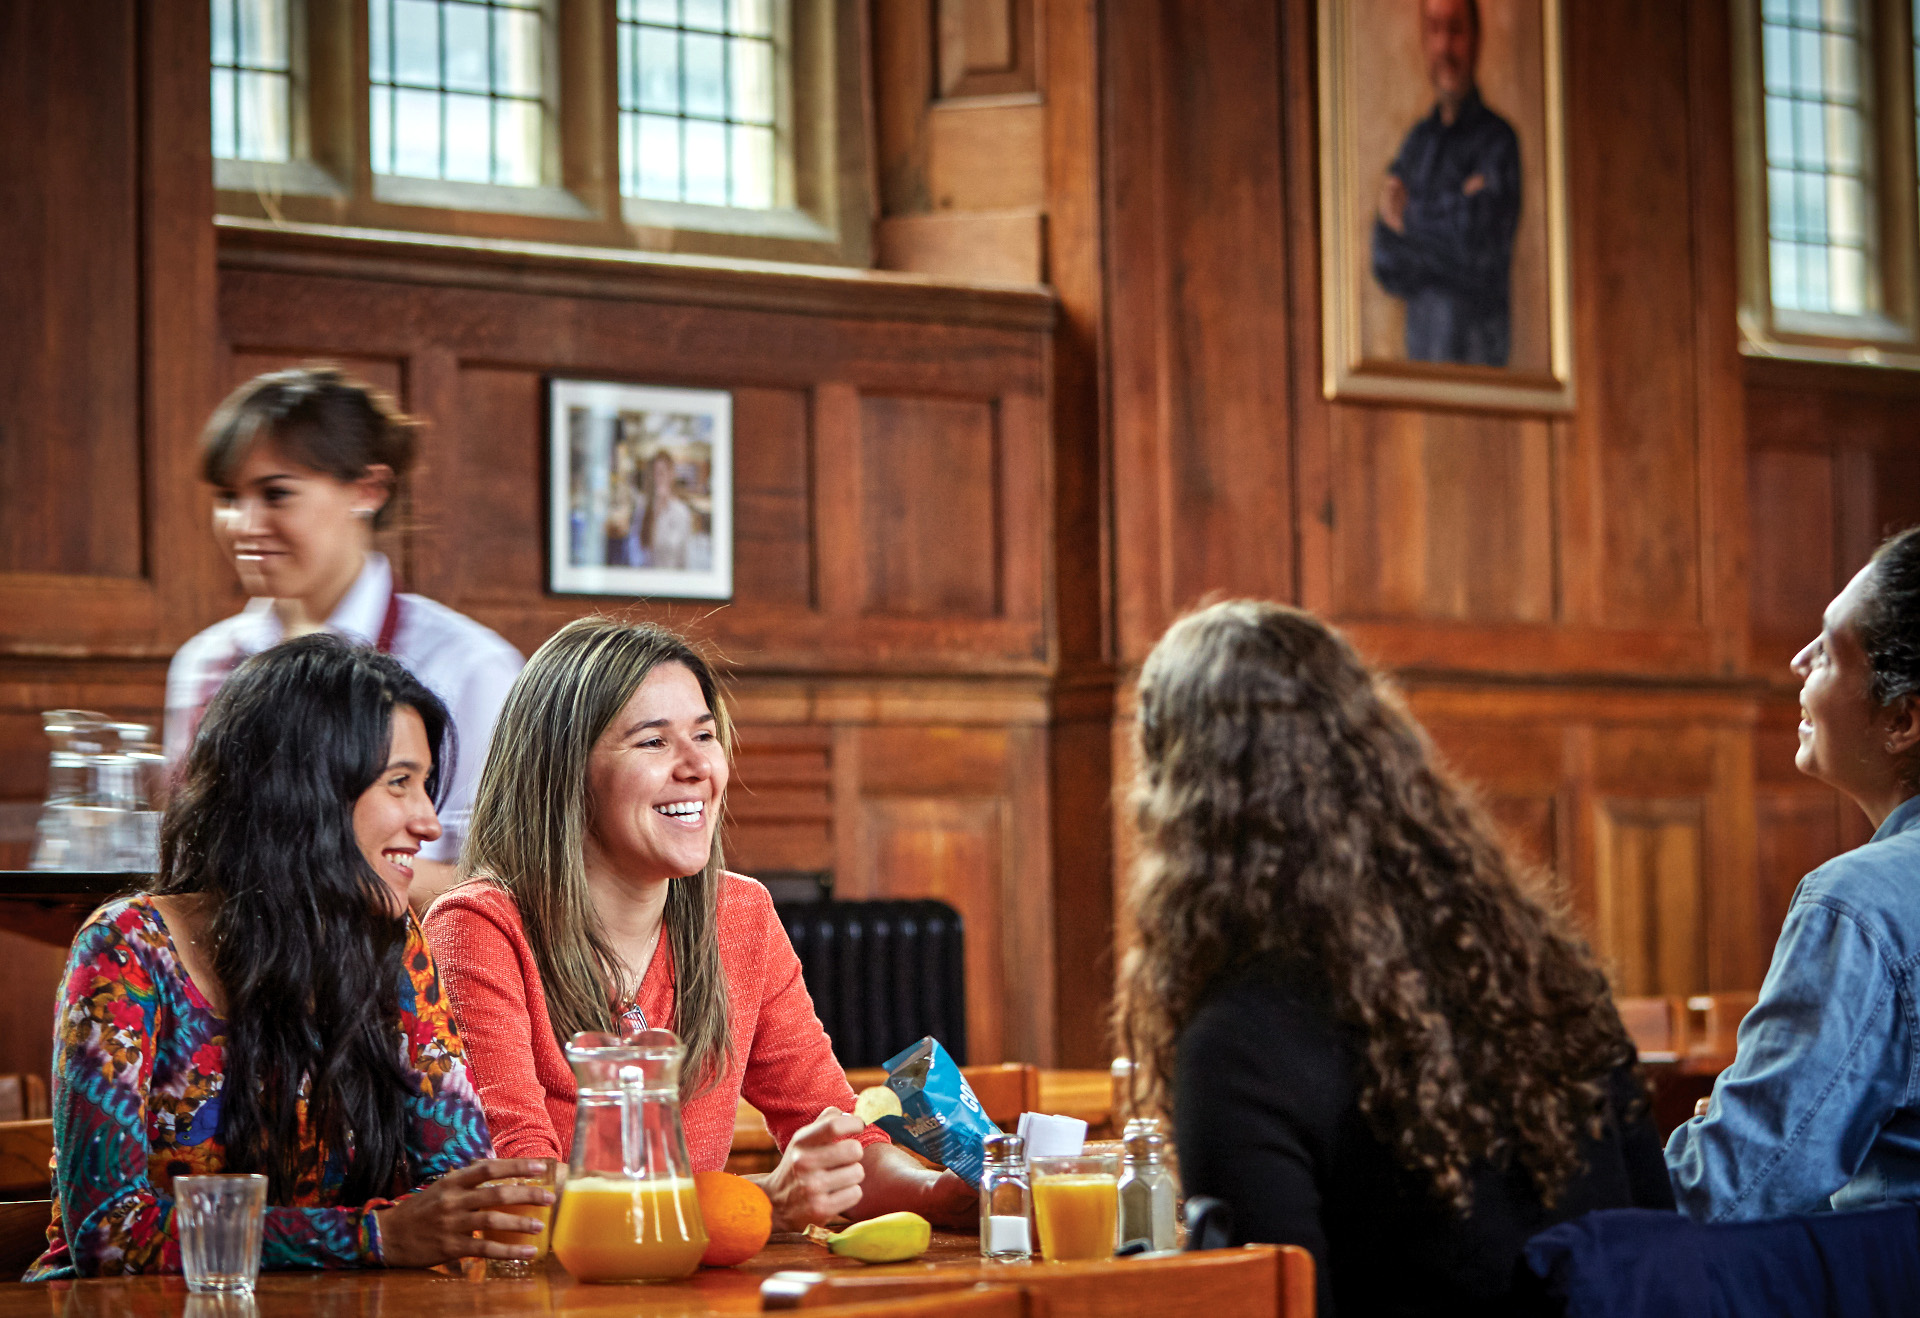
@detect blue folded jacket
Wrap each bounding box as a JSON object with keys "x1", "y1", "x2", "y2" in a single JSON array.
[{"x1": 1522, "y1": 1205, "x2": 1920, "y2": 1318}]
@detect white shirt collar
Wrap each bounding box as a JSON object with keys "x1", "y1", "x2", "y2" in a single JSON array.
[{"x1": 234, "y1": 553, "x2": 394, "y2": 650}]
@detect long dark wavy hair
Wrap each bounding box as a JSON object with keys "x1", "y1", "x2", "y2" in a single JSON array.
[
  {"x1": 1116, "y1": 600, "x2": 1637, "y2": 1214},
  {"x1": 153, "y1": 634, "x2": 452, "y2": 1205}
]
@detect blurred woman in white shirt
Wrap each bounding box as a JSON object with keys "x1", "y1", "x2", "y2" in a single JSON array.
[{"x1": 165, "y1": 366, "x2": 523, "y2": 910}]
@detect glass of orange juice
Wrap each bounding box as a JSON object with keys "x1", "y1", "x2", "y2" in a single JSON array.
[
  {"x1": 1030, "y1": 1153, "x2": 1120, "y2": 1262},
  {"x1": 481, "y1": 1158, "x2": 558, "y2": 1278}
]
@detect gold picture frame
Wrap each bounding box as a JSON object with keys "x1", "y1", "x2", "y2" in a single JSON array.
[{"x1": 1318, "y1": 0, "x2": 1574, "y2": 414}]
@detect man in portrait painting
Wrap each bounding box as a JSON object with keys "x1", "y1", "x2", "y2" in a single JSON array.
[{"x1": 1371, "y1": 0, "x2": 1521, "y2": 367}]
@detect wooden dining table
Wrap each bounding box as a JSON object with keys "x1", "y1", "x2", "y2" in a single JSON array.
[
  {"x1": 0, "y1": 1232, "x2": 958, "y2": 1316},
  {"x1": 0, "y1": 1232, "x2": 1313, "y2": 1318}
]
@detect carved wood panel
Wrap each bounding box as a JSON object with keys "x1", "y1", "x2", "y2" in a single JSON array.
[
  {"x1": 723, "y1": 724, "x2": 834, "y2": 875},
  {"x1": 1330, "y1": 408, "x2": 1553, "y2": 623},
  {"x1": 1593, "y1": 798, "x2": 1708, "y2": 996},
  {"x1": 215, "y1": 258, "x2": 1054, "y2": 674},
  {"x1": 860, "y1": 395, "x2": 1000, "y2": 618},
  {"x1": 937, "y1": 0, "x2": 1036, "y2": 100},
  {"x1": 0, "y1": 5, "x2": 143, "y2": 582}
]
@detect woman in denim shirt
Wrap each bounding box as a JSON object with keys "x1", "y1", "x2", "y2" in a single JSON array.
[{"x1": 1668, "y1": 527, "x2": 1920, "y2": 1219}]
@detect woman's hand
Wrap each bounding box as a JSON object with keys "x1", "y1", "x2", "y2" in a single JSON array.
[
  {"x1": 841, "y1": 1144, "x2": 976, "y2": 1229},
  {"x1": 757, "y1": 1107, "x2": 867, "y2": 1231},
  {"x1": 908, "y1": 1167, "x2": 979, "y2": 1231},
  {"x1": 370, "y1": 1158, "x2": 555, "y2": 1269}
]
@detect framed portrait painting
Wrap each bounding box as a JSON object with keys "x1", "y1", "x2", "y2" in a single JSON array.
[
  {"x1": 547, "y1": 379, "x2": 733, "y2": 600},
  {"x1": 1318, "y1": 0, "x2": 1574, "y2": 413}
]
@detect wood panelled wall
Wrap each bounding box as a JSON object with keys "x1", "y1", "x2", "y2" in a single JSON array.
[
  {"x1": 1, "y1": 0, "x2": 1902, "y2": 1081},
  {"x1": 1098, "y1": 0, "x2": 1779, "y2": 1001}
]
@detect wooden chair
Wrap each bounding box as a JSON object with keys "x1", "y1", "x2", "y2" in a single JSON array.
[
  {"x1": 1687, "y1": 991, "x2": 1758, "y2": 1061},
  {"x1": 0, "y1": 1120, "x2": 52, "y2": 1201},
  {"x1": 1616, "y1": 996, "x2": 1685, "y2": 1063},
  {"x1": 730, "y1": 1063, "x2": 1046, "y2": 1174},
  {"x1": 764, "y1": 1244, "x2": 1315, "y2": 1318},
  {"x1": 1035, "y1": 1068, "x2": 1119, "y2": 1139},
  {"x1": 843, "y1": 1063, "x2": 1040, "y2": 1128},
  {"x1": 0, "y1": 1075, "x2": 48, "y2": 1124},
  {"x1": 0, "y1": 1200, "x2": 51, "y2": 1281}
]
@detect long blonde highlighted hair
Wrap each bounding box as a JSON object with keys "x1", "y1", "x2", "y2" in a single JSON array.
[{"x1": 464, "y1": 617, "x2": 735, "y2": 1095}]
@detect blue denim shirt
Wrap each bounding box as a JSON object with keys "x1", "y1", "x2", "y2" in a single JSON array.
[{"x1": 1667, "y1": 795, "x2": 1920, "y2": 1220}]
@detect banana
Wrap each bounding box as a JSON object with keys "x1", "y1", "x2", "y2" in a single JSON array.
[{"x1": 803, "y1": 1211, "x2": 932, "y2": 1263}]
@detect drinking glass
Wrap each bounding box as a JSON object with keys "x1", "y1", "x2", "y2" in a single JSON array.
[
  {"x1": 174, "y1": 1174, "x2": 267, "y2": 1293},
  {"x1": 183, "y1": 1294, "x2": 258, "y2": 1318},
  {"x1": 482, "y1": 1157, "x2": 559, "y2": 1278},
  {"x1": 1029, "y1": 1153, "x2": 1120, "y2": 1262}
]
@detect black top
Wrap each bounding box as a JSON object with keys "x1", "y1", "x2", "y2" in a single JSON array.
[{"x1": 1174, "y1": 970, "x2": 1675, "y2": 1318}]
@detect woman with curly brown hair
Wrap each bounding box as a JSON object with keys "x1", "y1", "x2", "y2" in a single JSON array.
[{"x1": 1117, "y1": 600, "x2": 1671, "y2": 1316}]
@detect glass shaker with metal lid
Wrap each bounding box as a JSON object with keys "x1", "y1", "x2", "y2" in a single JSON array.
[
  {"x1": 1117, "y1": 1124, "x2": 1178, "y2": 1253},
  {"x1": 979, "y1": 1132, "x2": 1033, "y2": 1261}
]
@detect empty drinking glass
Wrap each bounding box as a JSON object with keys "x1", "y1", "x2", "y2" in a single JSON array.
[{"x1": 175, "y1": 1174, "x2": 267, "y2": 1293}]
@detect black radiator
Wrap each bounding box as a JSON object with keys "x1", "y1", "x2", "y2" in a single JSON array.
[{"x1": 772, "y1": 896, "x2": 968, "y2": 1069}]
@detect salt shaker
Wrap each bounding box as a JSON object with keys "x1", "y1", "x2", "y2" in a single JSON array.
[
  {"x1": 979, "y1": 1132, "x2": 1032, "y2": 1261},
  {"x1": 1117, "y1": 1129, "x2": 1178, "y2": 1253}
]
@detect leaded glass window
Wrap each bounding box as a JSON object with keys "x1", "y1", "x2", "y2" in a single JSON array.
[
  {"x1": 368, "y1": 0, "x2": 551, "y2": 187},
  {"x1": 212, "y1": 0, "x2": 294, "y2": 162},
  {"x1": 617, "y1": 0, "x2": 781, "y2": 209},
  {"x1": 1760, "y1": 0, "x2": 1876, "y2": 315}
]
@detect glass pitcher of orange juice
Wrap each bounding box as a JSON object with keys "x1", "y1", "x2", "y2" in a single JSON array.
[{"x1": 550, "y1": 1028, "x2": 708, "y2": 1283}]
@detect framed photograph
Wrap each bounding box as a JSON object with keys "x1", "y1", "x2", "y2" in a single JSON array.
[
  {"x1": 1318, "y1": 0, "x2": 1574, "y2": 413},
  {"x1": 547, "y1": 379, "x2": 733, "y2": 599}
]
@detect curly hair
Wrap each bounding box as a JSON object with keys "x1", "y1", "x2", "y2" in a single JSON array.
[{"x1": 1115, "y1": 600, "x2": 1638, "y2": 1215}]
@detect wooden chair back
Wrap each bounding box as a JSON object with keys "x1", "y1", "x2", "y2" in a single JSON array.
[
  {"x1": 0, "y1": 1120, "x2": 54, "y2": 1200},
  {"x1": 1687, "y1": 991, "x2": 1759, "y2": 1060},
  {"x1": 0, "y1": 1076, "x2": 48, "y2": 1124},
  {"x1": 1616, "y1": 996, "x2": 1684, "y2": 1062},
  {"x1": 842, "y1": 1064, "x2": 1040, "y2": 1128},
  {"x1": 764, "y1": 1244, "x2": 1315, "y2": 1318},
  {"x1": 0, "y1": 1200, "x2": 51, "y2": 1281},
  {"x1": 729, "y1": 1064, "x2": 1042, "y2": 1176}
]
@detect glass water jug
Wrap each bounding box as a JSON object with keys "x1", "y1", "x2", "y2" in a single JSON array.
[
  {"x1": 551, "y1": 1028, "x2": 707, "y2": 1282},
  {"x1": 31, "y1": 711, "x2": 164, "y2": 872}
]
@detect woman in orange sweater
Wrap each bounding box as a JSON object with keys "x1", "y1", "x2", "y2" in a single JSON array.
[{"x1": 423, "y1": 617, "x2": 974, "y2": 1232}]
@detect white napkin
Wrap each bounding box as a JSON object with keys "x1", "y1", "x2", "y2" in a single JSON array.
[{"x1": 1016, "y1": 1111, "x2": 1087, "y2": 1159}]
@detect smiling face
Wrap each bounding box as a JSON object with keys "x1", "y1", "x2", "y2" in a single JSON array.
[
  {"x1": 1791, "y1": 563, "x2": 1903, "y2": 801},
  {"x1": 212, "y1": 436, "x2": 386, "y2": 604},
  {"x1": 584, "y1": 662, "x2": 728, "y2": 885},
  {"x1": 1421, "y1": 0, "x2": 1479, "y2": 107},
  {"x1": 351, "y1": 704, "x2": 442, "y2": 913}
]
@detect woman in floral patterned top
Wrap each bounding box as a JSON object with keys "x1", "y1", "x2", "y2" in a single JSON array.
[{"x1": 27, "y1": 636, "x2": 553, "y2": 1279}]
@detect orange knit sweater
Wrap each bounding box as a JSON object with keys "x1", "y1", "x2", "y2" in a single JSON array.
[{"x1": 422, "y1": 873, "x2": 889, "y2": 1172}]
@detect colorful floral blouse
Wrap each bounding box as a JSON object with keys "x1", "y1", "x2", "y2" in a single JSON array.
[{"x1": 25, "y1": 895, "x2": 493, "y2": 1280}]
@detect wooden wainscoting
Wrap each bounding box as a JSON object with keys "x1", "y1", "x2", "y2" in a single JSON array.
[
  {"x1": 1408, "y1": 684, "x2": 1764, "y2": 996},
  {"x1": 724, "y1": 677, "x2": 1055, "y2": 1066}
]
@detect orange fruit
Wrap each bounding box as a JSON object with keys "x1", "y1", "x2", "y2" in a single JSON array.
[{"x1": 695, "y1": 1170, "x2": 773, "y2": 1267}]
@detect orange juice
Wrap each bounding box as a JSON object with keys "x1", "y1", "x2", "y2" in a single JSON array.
[
  {"x1": 550, "y1": 1176, "x2": 707, "y2": 1282},
  {"x1": 1032, "y1": 1174, "x2": 1118, "y2": 1262},
  {"x1": 481, "y1": 1198, "x2": 554, "y2": 1259}
]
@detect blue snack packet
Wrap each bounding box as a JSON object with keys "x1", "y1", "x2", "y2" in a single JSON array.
[{"x1": 872, "y1": 1037, "x2": 1001, "y2": 1186}]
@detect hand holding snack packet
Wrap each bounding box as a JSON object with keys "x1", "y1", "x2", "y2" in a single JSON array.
[{"x1": 870, "y1": 1037, "x2": 1003, "y2": 1186}]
